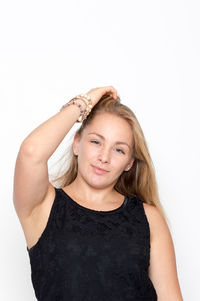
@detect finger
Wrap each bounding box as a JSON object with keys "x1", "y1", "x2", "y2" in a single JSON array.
[{"x1": 105, "y1": 86, "x2": 118, "y2": 98}]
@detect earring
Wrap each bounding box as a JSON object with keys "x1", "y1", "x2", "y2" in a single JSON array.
[{"x1": 73, "y1": 148, "x2": 77, "y2": 156}]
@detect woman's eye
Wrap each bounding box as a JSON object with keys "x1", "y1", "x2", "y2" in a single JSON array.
[
  {"x1": 116, "y1": 148, "x2": 125, "y2": 154},
  {"x1": 90, "y1": 141, "x2": 125, "y2": 154}
]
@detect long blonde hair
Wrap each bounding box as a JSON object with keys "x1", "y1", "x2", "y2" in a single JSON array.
[{"x1": 50, "y1": 94, "x2": 168, "y2": 222}]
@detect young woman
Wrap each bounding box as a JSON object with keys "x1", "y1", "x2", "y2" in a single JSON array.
[{"x1": 13, "y1": 86, "x2": 183, "y2": 300}]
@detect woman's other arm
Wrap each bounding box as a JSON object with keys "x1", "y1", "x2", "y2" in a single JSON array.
[{"x1": 143, "y1": 203, "x2": 184, "y2": 301}]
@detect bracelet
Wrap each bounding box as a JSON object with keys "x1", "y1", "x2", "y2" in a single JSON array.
[
  {"x1": 60, "y1": 93, "x2": 93, "y2": 123},
  {"x1": 70, "y1": 94, "x2": 93, "y2": 122},
  {"x1": 72, "y1": 95, "x2": 92, "y2": 122},
  {"x1": 71, "y1": 96, "x2": 88, "y2": 109}
]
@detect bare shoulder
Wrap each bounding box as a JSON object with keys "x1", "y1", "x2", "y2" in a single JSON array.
[
  {"x1": 143, "y1": 202, "x2": 164, "y2": 220},
  {"x1": 142, "y1": 202, "x2": 169, "y2": 243},
  {"x1": 20, "y1": 182, "x2": 56, "y2": 250},
  {"x1": 142, "y1": 203, "x2": 183, "y2": 300}
]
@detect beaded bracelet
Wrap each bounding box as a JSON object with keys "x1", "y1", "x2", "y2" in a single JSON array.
[{"x1": 60, "y1": 93, "x2": 93, "y2": 122}]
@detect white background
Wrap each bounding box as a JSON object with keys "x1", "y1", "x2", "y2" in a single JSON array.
[{"x1": 0, "y1": 0, "x2": 199, "y2": 300}]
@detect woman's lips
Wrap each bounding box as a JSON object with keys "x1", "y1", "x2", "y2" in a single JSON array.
[{"x1": 92, "y1": 165, "x2": 109, "y2": 175}]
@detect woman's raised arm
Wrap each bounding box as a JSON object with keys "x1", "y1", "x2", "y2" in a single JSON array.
[
  {"x1": 13, "y1": 86, "x2": 118, "y2": 219},
  {"x1": 13, "y1": 103, "x2": 82, "y2": 219}
]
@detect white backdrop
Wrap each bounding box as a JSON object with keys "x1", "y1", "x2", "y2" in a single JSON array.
[{"x1": 0, "y1": 0, "x2": 199, "y2": 300}]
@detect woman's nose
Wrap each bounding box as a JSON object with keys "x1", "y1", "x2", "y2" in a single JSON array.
[{"x1": 98, "y1": 148, "x2": 111, "y2": 163}]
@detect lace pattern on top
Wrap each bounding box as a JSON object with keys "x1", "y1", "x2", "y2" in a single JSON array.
[{"x1": 26, "y1": 187, "x2": 157, "y2": 301}]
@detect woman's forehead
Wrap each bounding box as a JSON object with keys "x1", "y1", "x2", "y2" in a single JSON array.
[
  {"x1": 88, "y1": 112, "x2": 128, "y2": 127},
  {"x1": 83, "y1": 113, "x2": 133, "y2": 143}
]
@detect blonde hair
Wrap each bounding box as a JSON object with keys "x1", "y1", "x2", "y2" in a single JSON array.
[{"x1": 50, "y1": 94, "x2": 168, "y2": 223}]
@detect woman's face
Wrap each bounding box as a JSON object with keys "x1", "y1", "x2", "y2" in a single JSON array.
[{"x1": 73, "y1": 113, "x2": 135, "y2": 189}]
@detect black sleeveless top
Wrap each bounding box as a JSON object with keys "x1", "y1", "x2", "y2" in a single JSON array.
[{"x1": 26, "y1": 187, "x2": 157, "y2": 301}]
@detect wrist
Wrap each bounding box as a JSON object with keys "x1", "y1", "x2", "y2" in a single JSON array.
[{"x1": 60, "y1": 93, "x2": 93, "y2": 123}]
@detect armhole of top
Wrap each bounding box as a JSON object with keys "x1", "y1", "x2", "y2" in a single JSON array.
[
  {"x1": 137, "y1": 198, "x2": 151, "y2": 270},
  {"x1": 27, "y1": 186, "x2": 58, "y2": 254},
  {"x1": 137, "y1": 198, "x2": 151, "y2": 247}
]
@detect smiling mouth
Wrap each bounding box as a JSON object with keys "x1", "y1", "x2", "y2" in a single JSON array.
[{"x1": 92, "y1": 165, "x2": 109, "y2": 173}]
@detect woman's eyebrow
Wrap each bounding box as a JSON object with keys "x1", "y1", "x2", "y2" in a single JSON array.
[{"x1": 87, "y1": 132, "x2": 130, "y2": 149}]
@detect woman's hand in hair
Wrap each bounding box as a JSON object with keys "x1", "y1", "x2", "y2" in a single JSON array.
[{"x1": 86, "y1": 86, "x2": 119, "y2": 107}]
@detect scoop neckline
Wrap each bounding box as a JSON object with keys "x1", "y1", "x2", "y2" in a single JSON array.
[{"x1": 59, "y1": 188, "x2": 127, "y2": 214}]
